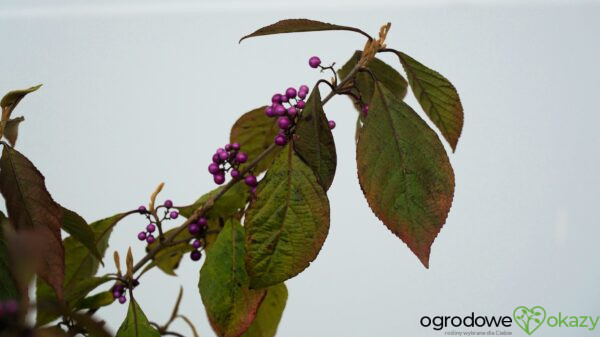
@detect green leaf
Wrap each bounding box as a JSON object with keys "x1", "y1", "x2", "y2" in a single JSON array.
[
  {"x1": 145, "y1": 226, "x2": 193, "y2": 276},
  {"x1": 338, "y1": 50, "x2": 408, "y2": 109},
  {"x1": 245, "y1": 144, "x2": 330, "y2": 288},
  {"x1": 0, "y1": 212, "x2": 20, "y2": 301},
  {"x1": 356, "y1": 83, "x2": 454, "y2": 267},
  {"x1": 0, "y1": 145, "x2": 64, "y2": 299},
  {"x1": 37, "y1": 213, "x2": 126, "y2": 325},
  {"x1": 239, "y1": 19, "x2": 370, "y2": 43},
  {"x1": 230, "y1": 106, "x2": 281, "y2": 174},
  {"x1": 392, "y1": 50, "x2": 464, "y2": 151},
  {"x1": 4, "y1": 116, "x2": 24, "y2": 147},
  {"x1": 61, "y1": 207, "x2": 102, "y2": 262},
  {"x1": 179, "y1": 183, "x2": 248, "y2": 220},
  {"x1": 242, "y1": 283, "x2": 288, "y2": 337},
  {"x1": 294, "y1": 86, "x2": 337, "y2": 191},
  {"x1": 199, "y1": 219, "x2": 266, "y2": 337},
  {"x1": 76, "y1": 291, "x2": 115, "y2": 311},
  {"x1": 115, "y1": 298, "x2": 160, "y2": 337},
  {"x1": 0, "y1": 84, "x2": 42, "y2": 110}
]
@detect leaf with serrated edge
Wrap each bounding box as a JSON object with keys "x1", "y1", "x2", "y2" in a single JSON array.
[
  {"x1": 240, "y1": 19, "x2": 370, "y2": 43},
  {"x1": 393, "y1": 50, "x2": 463, "y2": 151},
  {"x1": 294, "y1": 86, "x2": 337, "y2": 190},
  {"x1": 241, "y1": 283, "x2": 288, "y2": 337},
  {"x1": 245, "y1": 144, "x2": 330, "y2": 288},
  {"x1": 199, "y1": 219, "x2": 266, "y2": 337},
  {"x1": 356, "y1": 83, "x2": 454, "y2": 267},
  {"x1": 61, "y1": 207, "x2": 102, "y2": 261},
  {"x1": 116, "y1": 298, "x2": 160, "y2": 337}
]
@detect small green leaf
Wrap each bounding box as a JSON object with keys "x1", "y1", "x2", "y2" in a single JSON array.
[
  {"x1": 179, "y1": 183, "x2": 248, "y2": 220},
  {"x1": 294, "y1": 86, "x2": 337, "y2": 190},
  {"x1": 116, "y1": 298, "x2": 160, "y2": 337},
  {"x1": 0, "y1": 84, "x2": 42, "y2": 110},
  {"x1": 245, "y1": 144, "x2": 330, "y2": 288},
  {"x1": 392, "y1": 50, "x2": 464, "y2": 151},
  {"x1": 356, "y1": 84, "x2": 454, "y2": 268},
  {"x1": 4, "y1": 116, "x2": 24, "y2": 147},
  {"x1": 534, "y1": 318, "x2": 540, "y2": 323},
  {"x1": 76, "y1": 291, "x2": 115, "y2": 311},
  {"x1": 0, "y1": 212, "x2": 20, "y2": 301},
  {"x1": 230, "y1": 106, "x2": 281, "y2": 174},
  {"x1": 0, "y1": 145, "x2": 64, "y2": 299},
  {"x1": 199, "y1": 219, "x2": 266, "y2": 337},
  {"x1": 61, "y1": 207, "x2": 102, "y2": 262},
  {"x1": 242, "y1": 283, "x2": 288, "y2": 337},
  {"x1": 239, "y1": 19, "x2": 370, "y2": 43}
]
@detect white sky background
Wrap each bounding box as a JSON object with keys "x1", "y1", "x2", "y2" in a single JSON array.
[{"x1": 1, "y1": 1, "x2": 600, "y2": 336}]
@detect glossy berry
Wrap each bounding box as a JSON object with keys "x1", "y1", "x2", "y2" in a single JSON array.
[
  {"x1": 232, "y1": 143, "x2": 241, "y2": 150},
  {"x1": 298, "y1": 91, "x2": 307, "y2": 99},
  {"x1": 214, "y1": 173, "x2": 225, "y2": 185},
  {"x1": 218, "y1": 151, "x2": 229, "y2": 161},
  {"x1": 146, "y1": 235, "x2": 155, "y2": 244},
  {"x1": 231, "y1": 169, "x2": 240, "y2": 178},
  {"x1": 198, "y1": 217, "x2": 208, "y2": 226},
  {"x1": 287, "y1": 107, "x2": 298, "y2": 117},
  {"x1": 112, "y1": 290, "x2": 121, "y2": 299},
  {"x1": 146, "y1": 223, "x2": 156, "y2": 233},
  {"x1": 137, "y1": 232, "x2": 147, "y2": 241},
  {"x1": 309, "y1": 56, "x2": 321, "y2": 68},
  {"x1": 328, "y1": 120, "x2": 336, "y2": 130},
  {"x1": 225, "y1": 143, "x2": 232, "y2": 151},
  {"x1": 278, "y1": 117, "x2": 291, "y2": 129},
  {"x1": 236, "y1": 152, "x2": 248, "y2": 164},
  {"x1": 208, "y1": 163, "x2": 220, "y2": 175},
  {"x1": 296, "y1": 100, "x2": 305, "y2": 109},
  {"x1": 118, "y1": 296, "x2": 127, "y2": 304},
  {"x1": 274, "y1": 104, "x2": 286, "y2": 116},
  {"x1": 164, "y1": 199, "x2": 173, "y2": 208},
  {"x1": 244, "y1": 175, "x2": 258, "y2": 187},
  {"x1": 212, "y1": 154, "x2": 221, "y2": 163},
  {"x1": 275, "y1": 134, "x2": 287, "y2": 146},
  {"x1": 188, "y1": 223, "x2": 200, "y2": 235},
  {"x1": 190, "y1": 250, "x2": 202, "y2": 261},
  {"x1": 271, "y1": 93, "x2": 283, "y2": 104},
  {"x1": 299, "y1": 85, "x2": 309, "y2": 93},
  {"x1": 137, "y1": 205, "x2": 147, "y2": 213},
  {"x1": 281, "y1": 95, "x2": 289, "y2": 103},
  {"x1": 192, "y1": 240, "x2": 202, "y2": 249},
  {"x1": 265, "y1": 106, "x2": 275, "y2": 117},
  {"x1": 285, "y1": 87, "x2": 297, "y2": 99},
  {"x1": 362, "y1": 104, "x2": 369, "y2": 116}
]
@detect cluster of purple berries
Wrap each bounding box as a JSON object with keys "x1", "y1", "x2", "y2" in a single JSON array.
[
  {"x1": 208, "y1": 143, "x2": 258, "y2": 188},
  {"x1": 265, "y1": 85, "x2": 310, "y2": 147},
  {"x1": 111, "y1": 283, "x2": 129, "y2": 304},
  {"x1": 136, "y1": 201, "x2": 179, "y2": 245},
  {"x1": 187, "y1": 216, "x2": 208, "y2": 262},
  {"x1": 0, "y1": 299, "x2": 18, "y2": 318}
]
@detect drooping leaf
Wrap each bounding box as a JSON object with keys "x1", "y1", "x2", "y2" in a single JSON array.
[
  {"x1": 356, "y1": 83, "x2": 454, "y2": 267},
  {"x1": 61, "y1": 207, "x2": 102, "y2": 261},
  {"x1": 230, "y1": 106, "x2": 281, "y2": 174},
  {"x1": 0, "y1": 84, "x2": 42, "y2": 111},
  {"x1": 245, "y1": 144, "x2": 330, "y2": 288},
  {"x1": 0, "y1": 212, "x2": 19, "y2": 301},
  {"x1": 391, "y1": 50, "x2": 464, "y2": 151},
  {"x1": 199, "y1": 219, "x2": 266, "y2": 337},
  {"x1": 294, "y1": 86, "x2": 337, "y2": 190},
  {"x1": 241, "y1": 283, "x2": 288, "y2": 337},
  {"x1": 239, "y1": 19, "x2": 370, "y2": 43},
  {"x1": 76, "y1": 291, "x2": 115, "y2": 311},
  {"x1": 115, "y1": 298, "x2": 161, "y2": 337},
  {"x1": 37, "y1": 213, "x2": 126, "y2": 325},
  {"x1": 4, "y1": 116, "x2": 24, "y2": 147},
  {"x1": 0, "y1": 145, "x2": 64, "y2": 299}
]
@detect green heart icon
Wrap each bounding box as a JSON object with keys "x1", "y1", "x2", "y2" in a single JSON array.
[{"x1": 513, "y1": 306, "x2": 546, "y2": 335}]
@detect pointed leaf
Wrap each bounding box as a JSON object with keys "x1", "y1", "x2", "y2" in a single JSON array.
[
  {"x1": 199, "y1": 219, "x2": 266, "y2": 337},
  {"x1": 392, "y1": 50, "x2": 464, "y2": 151},
  {"x1": 4, "y1": 116, "x2": 24, "y2": 147},
  {"x1": 0, "y1": 145, "x2": 64, "y2": 298},
  {"x1": 1, "y1": 84, "x2": 42, "y2": 110},
  {"x1": 61, "y1": 207, "x2": 102, "y2": 261},
  {"x1": 230, "y1": 106, "x2": 281, "y2": 174},
  {"x1": 245, "y1": 144, "x2": 330, "y2": 288},
  {"x1": 294, "y1": 86, "x2": 337, "y2": 190},
  {"x1": 240, "y1": 19, "x2": 370, "y2": 43},
  {"x1": 76, "y1": 291, "x2": 115, "y2": 311},
  {"x1": 179, "y1": 183, "x2": 248, "y2": 220},
  {"x1": 116, "y1": 298, "x2": 161, "y2": 337},
  {"x1": 242, "y1": 283, "x2": 288, "y2": 337},
  {"x1": 356, "y1": 84, "x2": 454, "y2": 267}
]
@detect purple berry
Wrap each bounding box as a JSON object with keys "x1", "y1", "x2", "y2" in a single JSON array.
[
  {"x1": 137, "y1": 231, "x2": 147, "y2": 241},
  {"x1": 278, "y1": 117, "x2": 291, "y2": 129},
  {"x1": 281, "y1": 95, "x2": 289, "y2": 103},
  {"x1": 236, "y1": 152, "x2": 248, "y2": 163},
  {"x1": 274, "y1": 104, "x2": 286, "y2": 116},
  {"x1": 232, "y1": 143, "x2": 241, "y2": 150},
  {"x1": 225, "y1": 143, "x2": 232, "y2": 151},
  {"x1": 137, "y1": 205, "x2": 147, "y2": 213},
  {"x1": 118, "y1": 296, "x2": 127, "y2": 304},
  {"x1": 271, "y1": 93, "x2": 283, "y2": 104},
  {"x1": 308, "y1": 56, "x2": 321, "y2": 68},
  {"x1": 190, "y1": 250, "x2": 202, "y2": 261},
  {"x1": 214, "y1": 173, "x2": 225, "y2": 185},
  {"x1": 285, "y1": 87, "x2": 297, "y2": 99},
  {"x1": 208, "y1": 163, "x2": 220, "y2": 174},
  {"x1": 113, "y1": 290, "x2": 121, "y2": 299},
  {"x1": 198, "y1": 217, "x2": 208, "y2": 226},
  {"x1": 218, "y1": 151, "x2": 229, "y2": 161},
  {"x1": 212, "y1": 153, "x2": 221, "y2": 163},
  {"x1": 231, "y1": 169, "x2": 240, "y2": 178},
  {"x1": 164, "y1": 199, "x2": 173, "y2": 208},
  {"x1": 188, "y1": 223, "x2": 200, "y2": 235},
  {"x1": 328, "y1": 120, "x2": 336, "y2": 130},
  {"x1": 244, "y1": 175, "x2": 258, "y2": 187},
  {"x1": 296, "y1": 100, "x2": 305, "y2": 109},
  {"x1": 146, "y1": 235, "x2": 155, "y2": 244},
  {"x1": 287, "y1": 107, "x2": 298, "y2": 117},
  {"x1": 299, "y1": 85, "x2": 309, "y2": 92},
  {"x1": 298, "y1": 91, "x2": 307, "y2": 99},
  {"x1": 251, "y1": 187, "x2": 257, "y2": 194},
  {"x1": 265, "y1": 106, "x2": 275, "y2": 117},
  {"x1": 362, "y1": 104, "x2": 369, "y2": 116},
  {"x1": 192, "y1": 240, "x2": 202, "y2": 249},
  {"x1": 169, "y1": 211, "x2": 179, "y2": 219},
  {"x1": 146, "y1": 223, "x2": 156, "y2": 233},
  {"x1": 275, "y1": 134, "x2": 287, "y2": 146}
]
